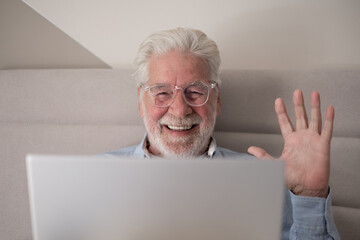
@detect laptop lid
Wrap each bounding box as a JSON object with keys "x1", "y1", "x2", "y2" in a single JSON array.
[{"x1": 26, "y1": 154, "x2": 284, "y2": 240}]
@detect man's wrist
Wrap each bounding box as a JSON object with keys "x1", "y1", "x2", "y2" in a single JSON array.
[{"x1": 291, "y1": 186, "x2": 329, "y2": 198}]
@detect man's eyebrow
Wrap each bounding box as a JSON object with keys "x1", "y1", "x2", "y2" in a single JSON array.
[
  {"x1": 148, "y1": 80, "x2": 208, "y2": 87},
  {"x1": 148, "y1": 83, "x2": 170, "y2": 87}
]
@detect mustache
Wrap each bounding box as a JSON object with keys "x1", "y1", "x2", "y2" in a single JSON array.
[{"x1": 159, "y1": 114, "x2": 202, "y2": 126}]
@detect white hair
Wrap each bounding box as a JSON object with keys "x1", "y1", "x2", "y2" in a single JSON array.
[{"x1": 133, "y1": 27, "x2": 221, "y2": 87}]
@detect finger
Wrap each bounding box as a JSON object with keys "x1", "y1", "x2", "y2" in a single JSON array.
[
  {"x1": 275, "y1": 98, "x2": 294, "y2": 139},
  {"x1": 309, "y1": 91, "x2": 322, "y2": 134},
  {"x1": 322, "y1": 106, "x2": 334, "y2": 143},
  {"x1": 248, "y1": 146, "x2": 274, "y2": 160},
  {"x1": 293, "y1": 89, "x2": 308, "y2": 130}
]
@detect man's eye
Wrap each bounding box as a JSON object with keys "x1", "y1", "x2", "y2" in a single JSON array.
[
  {"x1": 189, "y1": 91, "x2": 203, "y2": 95},
  {"x1": 154, "y1": 91, "x2": 172, "y2": 99},
  {"x1": 186, "y1": 88, "x2": 205, "y2": 95},
  {"x1": 186, "y1": 91, "x2": 204, "y2": 100},
  {"x1": 155, "y1": 91, "x2": 171, "y2": 96}
]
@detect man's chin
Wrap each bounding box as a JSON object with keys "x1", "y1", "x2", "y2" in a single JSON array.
[
  {"x1": 158, "y1": 136, "x2": 208, "y2": 157},
  {"x1": 159, "y1": 146, "x2": 199, "y2": 158}
]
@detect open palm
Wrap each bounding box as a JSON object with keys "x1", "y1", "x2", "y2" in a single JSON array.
[{"x1": 248, "y1": 90, "x2": 334, "y2": 197}]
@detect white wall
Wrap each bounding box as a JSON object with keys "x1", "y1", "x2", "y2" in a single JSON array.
[
  {"x1": 4, "y1": 0, "x2": 360, "y2": 70},
  {"x1": 0, "y1": 0, "x2": 109, "y2": 70},
  {"x1": 23, "y1": 0, "x2": 360, "y2": 70}
]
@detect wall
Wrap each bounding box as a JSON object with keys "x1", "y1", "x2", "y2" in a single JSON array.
[
  {"x1": 1, "y1": 0, "x2": 360, "y2": 70},
  {"x1": 0, "y1": 0, "x2": 109, "y2": 70}
]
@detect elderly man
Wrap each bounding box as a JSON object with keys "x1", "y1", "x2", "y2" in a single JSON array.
[{"x1": 106, "y1": 28, "x2": 340, "y2": 239}]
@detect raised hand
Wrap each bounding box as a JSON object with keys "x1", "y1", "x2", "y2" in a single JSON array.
[{"x1": 248, "y1": 90, "x2": 334, "y2": 198}]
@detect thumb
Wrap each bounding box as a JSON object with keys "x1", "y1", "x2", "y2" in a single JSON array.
[{"x1": 248, "y1": 146, "x2": 274, "y2": 160}]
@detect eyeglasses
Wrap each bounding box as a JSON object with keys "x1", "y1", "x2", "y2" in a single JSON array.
[{"x1": 143, "y1": 82, "x2": 217, "y2": 107}]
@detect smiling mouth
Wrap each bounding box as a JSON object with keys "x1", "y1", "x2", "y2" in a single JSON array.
[{"x1": 165, "y1": 125, "x2": 197, "y2": 131}]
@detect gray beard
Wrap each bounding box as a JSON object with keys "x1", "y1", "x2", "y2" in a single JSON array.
[
  {"x1": 142, "y1": 105, "x2": 217, "y2": 158},
  {"x1": 147, "y1": 124, "x2": 213, "y2": 158}
]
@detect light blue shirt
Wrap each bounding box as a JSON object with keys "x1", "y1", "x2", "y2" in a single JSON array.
[{"x1": 104, "y1": 136, "x2": 340, "y2": 240}]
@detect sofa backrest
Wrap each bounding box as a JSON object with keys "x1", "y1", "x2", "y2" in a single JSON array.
[{"x1": 0, "y1": 69, "x2": 359, "y2": 240}]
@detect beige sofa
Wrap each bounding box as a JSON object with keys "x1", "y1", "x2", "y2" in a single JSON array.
[{"x1": 1, "y1": 69, "x2": 359, "y2": 240}]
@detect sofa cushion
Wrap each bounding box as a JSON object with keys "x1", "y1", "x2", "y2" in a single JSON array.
[{"x1": 1, "y1": 68, "x2": 359, "y2": 240}]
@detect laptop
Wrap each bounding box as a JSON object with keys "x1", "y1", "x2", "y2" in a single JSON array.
[{"x1": 26, "y1": 154, "x2": 284, "y2": 240}]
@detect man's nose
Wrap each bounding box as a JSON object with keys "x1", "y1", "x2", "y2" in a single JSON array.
[{"x1": 168, "y1": 91, "x2": 193, "y2": 117}]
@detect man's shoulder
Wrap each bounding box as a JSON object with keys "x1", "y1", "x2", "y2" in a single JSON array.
[{"x1": 214, "y1": 147, "x2": 257, "y2": 160}]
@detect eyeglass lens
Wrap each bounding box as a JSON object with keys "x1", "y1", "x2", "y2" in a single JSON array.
[{"x1": 148, "y1": 83, "x2": 210, "y2": 107}]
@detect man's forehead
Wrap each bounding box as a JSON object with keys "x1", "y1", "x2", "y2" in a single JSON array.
[{"x1": 147, "y1": 51, "x2": 209, "y2": 85}]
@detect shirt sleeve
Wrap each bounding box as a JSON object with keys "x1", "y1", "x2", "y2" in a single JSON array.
[{"x1": 286, "y1": 188, "x2": 341, "y2": 240}]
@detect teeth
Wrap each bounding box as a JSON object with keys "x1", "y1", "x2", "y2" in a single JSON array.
[{"x1": 167, "y1": 125, "x2": 193, "y2": 131}]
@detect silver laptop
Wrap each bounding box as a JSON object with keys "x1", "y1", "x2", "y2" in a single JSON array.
[{"x1": 26, "y1": 154, "x2": 284, "y2": 240}]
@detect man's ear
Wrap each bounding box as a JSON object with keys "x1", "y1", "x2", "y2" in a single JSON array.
[
  {"x1": 137, "y1": 87, "x2": 144, "y2": 118},
  {"x1": 216, "y1": 88, "x2": 221, "y2": 116}
]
